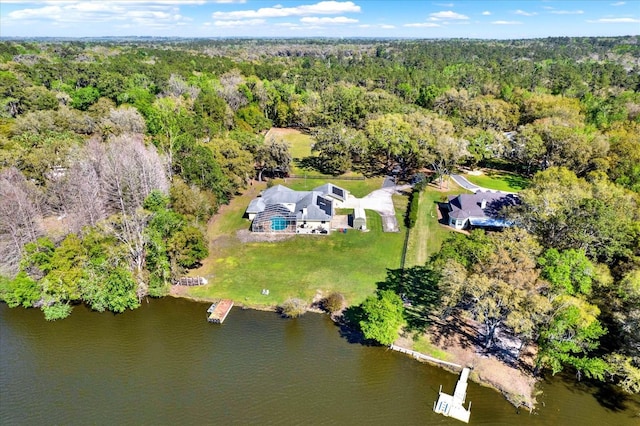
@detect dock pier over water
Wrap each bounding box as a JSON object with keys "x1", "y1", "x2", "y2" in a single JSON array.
[
  {"x1": 207, "y1": 299, "x2": 234, "y2": 323},
  {"x1": 433, "y1": 367, "x2": 472, "y2": 423}
]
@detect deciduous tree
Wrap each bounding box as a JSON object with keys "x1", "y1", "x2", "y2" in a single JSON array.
[{"x1": 359, "y1": 289, "x2": 405, "y2": 345}]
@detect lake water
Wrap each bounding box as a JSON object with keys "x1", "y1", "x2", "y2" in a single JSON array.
[{"x1": 1, "y1": 298, "x2": 639, "y2": 425}]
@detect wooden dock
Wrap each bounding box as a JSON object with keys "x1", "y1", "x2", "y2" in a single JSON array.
[
  {"x1": 207, "y1": 299, "x2": 234, "y2": 323},
  {"x1": 389, "y1": 344, "x2": 463, "y2": 369},
  {"x1": 433, "y1": 367, "x2": 472, "y2": 423}
]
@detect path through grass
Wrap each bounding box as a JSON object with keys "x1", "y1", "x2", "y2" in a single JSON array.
[{"x1": 404, "y1": 182, "x2": 468, "y2": 267}]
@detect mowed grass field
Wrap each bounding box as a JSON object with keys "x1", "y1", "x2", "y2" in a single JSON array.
[
  {"x1": 267, "y1": 127, "x2": 365, "y2": 179},
  {"x1": 464, "y1": 170, "x2": 529, "y2": 192},
  {"x1": 187, "y1": 179, "x2": 406, "y2": 308},
  {"x1": 404, "y1": 180, "x2": 465, "y2": 267}
]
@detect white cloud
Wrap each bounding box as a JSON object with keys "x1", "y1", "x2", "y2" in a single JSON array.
[
  {"x1": 6, "y1": 1, "x2": 192, "y2": 25},
  {"x1": 514, "y1": 10, "x2": 537, "y2": 16},
  {"x1": 481, "y1": 11, "x2": 491, "y2": 16},
  {"x1": 434, "y1": 2, "x2": 454, "y2": 6},
  {"x1": 213, "y1": 18, "x2": 265, "y2": 27},
  {"x1": 611, "y1": 1, "x2": 626, "y2": 5},
  {"x1": 429, "y1": 10, "x2": 469, "y2": 20},
  {"x1": 3, "y1": 0, "x2": 206, "y2": 2},
  {"x1": 212, "y1": 1, "x2": 360, "y2": 20},
  {"x1": 404, "y1": 22, "x2": 440, "y2": 27},
  {"x1": 359, "y1": 23, "x2": 394, "y2": 29},
  {"x1": 492, "y1": 20, "x2": 522, "y2": 25},
  {"x1": 300, "y1": 16, "x2": 357, "y2": 24},
  {"x1": 550, "y1": 10, "x2": 584, "y2": 15},
  {"x1": 275, "y1": 22, "x2": 301, "y2": 27},
  {"x1": 587, "y1": 17, "x2": 640, "y2": 23},
  {"x1": 8, "y1": 5, "x2": 64, "y2": 20}
]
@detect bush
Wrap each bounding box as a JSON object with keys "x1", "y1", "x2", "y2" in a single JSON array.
[
  {"x1": 405, "y1": 188, "x2": 420, "y2": 229},
  {"x1": 321, "y1": 292, "x2": 345, "y2": 313},
  {"x1": 42, "y1": 302, "x2": 73, "y2": 321},
  {"x1": 278, "y1": 298, "x2": 307, "y2": 318}
]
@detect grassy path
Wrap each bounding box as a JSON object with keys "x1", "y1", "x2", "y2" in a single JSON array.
[{"x1": 404, "y1": 181, "x2": 468, "y2": 267}]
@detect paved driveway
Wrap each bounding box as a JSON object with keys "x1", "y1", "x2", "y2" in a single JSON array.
[
  {"x1": 339, "y1": 182, "x2": 411, "y2": 232},
  {"x1": 451, "y1": 174, "x2": 515, "y2": 194}
]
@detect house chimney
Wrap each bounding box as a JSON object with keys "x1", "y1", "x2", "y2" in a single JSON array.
[
  {"x1": 481, "y1": 199, "x2": 487, "y2": 209},
  {"x1": 302, "y1": 208, "x2": 307, "y2": 217}
]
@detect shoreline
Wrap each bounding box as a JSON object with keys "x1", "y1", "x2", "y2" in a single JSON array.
[{"x1": 169, "y1": 290, "x2": 538, "y2": 410}]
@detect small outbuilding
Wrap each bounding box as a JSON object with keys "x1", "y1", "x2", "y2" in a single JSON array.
[{"x1": 353, "y1": 207, "x2": 367, "y2": 230}]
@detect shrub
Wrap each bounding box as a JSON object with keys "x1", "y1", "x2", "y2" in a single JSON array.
[
  {"x1": 278, "y1": 298, "x2": 307, "y2": 318},
  {"x1": 321, "y1": 292, "x2": 345, "y2": 313},
  {"x1": 405, "y1": 188, "x2": 420, "y2": 229},
  {"x1": 42, "y1": 302, "x2": 73, "y2": 321}
]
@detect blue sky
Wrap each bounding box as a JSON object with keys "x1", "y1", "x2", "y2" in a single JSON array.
[{"x1": 0, "y1": 1, "x2": 638, "y2": 39}]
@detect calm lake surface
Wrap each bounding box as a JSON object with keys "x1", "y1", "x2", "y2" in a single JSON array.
[{"x1": 1, "y1": 298, "x2": 639, "y2": 425}]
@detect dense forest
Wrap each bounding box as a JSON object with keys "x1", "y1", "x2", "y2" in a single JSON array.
[{"x1": 0, "y1": 37, "x2": 638, "y2": 394}]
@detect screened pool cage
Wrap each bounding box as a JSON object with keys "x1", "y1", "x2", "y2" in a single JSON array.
[{"x1": 251, "y1": 204, "x2": 297, "y2": 233}]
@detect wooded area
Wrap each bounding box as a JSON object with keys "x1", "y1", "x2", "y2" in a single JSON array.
[{"x1": 0, "y1": 37, "x2": 638, "y2": 393}]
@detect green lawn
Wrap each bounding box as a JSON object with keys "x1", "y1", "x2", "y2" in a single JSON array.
[
  {"x1": 404, "y1": 182, "x2": 468, "y2": 267},
  {"x1": 274, "y1": 177, "x2": 384, "y2": 198},
  {"x1": 188, "y1": 180, "x2": 406, "y2": 308},
  {"x1": 267, "y1": 128, "x2": 317, "y2": 176},
  {"x1": 268, "y1": 128, "x2": 365, "y2": 179},
  {"x1": 464, "y1": 171, "x2": 529, "y2": 192}
]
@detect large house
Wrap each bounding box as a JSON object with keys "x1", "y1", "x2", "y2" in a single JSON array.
[
  {"x1": 445, "y1": 191, "x2": 519, "y2": 230},
  {"x1": 246, "y1": 183, "x2": 349, "y2": 234}
]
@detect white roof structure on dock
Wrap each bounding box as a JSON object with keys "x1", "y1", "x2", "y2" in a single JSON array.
[{"x1": 433, "y1": 367, "x2": 472, "y2": 423}]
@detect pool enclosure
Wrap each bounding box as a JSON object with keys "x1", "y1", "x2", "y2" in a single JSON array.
[{"x1": 250, "y1": 204, "x2": 297, "y2": 233}]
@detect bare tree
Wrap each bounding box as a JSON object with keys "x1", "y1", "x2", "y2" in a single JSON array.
[
  {"x1": 56, "y1": 148, "x2": 106, "y2": 234},
  {"x1": 98, "y1": 134, "x2": 168, "y2": 298},
  {"x1": 100, "y1": 106, "x2": 146, "y2": 136},
  {"x1": 431, "y1": 136, "x2": 469, "y2": 189},
  {"x1": 0, "y1": 168, "x2": 42, "y2": 276},
  {"x1": 165, "y1": 74, "x2": 200, "y2": 100},
  {"x1": 217, "y1": 69, "x2": 248, "y2": 112},
  {"x1": 100, "y1": 134, "x2": 168, "y2": 214}
]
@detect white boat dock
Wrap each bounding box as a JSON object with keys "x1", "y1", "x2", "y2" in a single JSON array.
[{"x1": 433, "y1": 367, "x2": 472, "y2": 423}]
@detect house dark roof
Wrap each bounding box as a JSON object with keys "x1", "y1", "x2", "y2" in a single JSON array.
[
  {"x1": 447, "y1": 191, "x2": 519, "y2": 227},
  {"x1": 295, "y1": 192, "x2": 333, "y2": 221},
  {"x1": 313, "y1": 183, "x2": 347, "y2": 202},
  {"x1": 247, "y1": 183, "x2": 347, "y2": 222}
]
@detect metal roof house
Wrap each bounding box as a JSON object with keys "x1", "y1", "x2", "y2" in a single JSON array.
[
  {"x1": 446, "y1": 191, "x2": 519, "y2": 230},
  {"x1": 246, "y1": 184, "x2": 349, "y2": 235}
]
